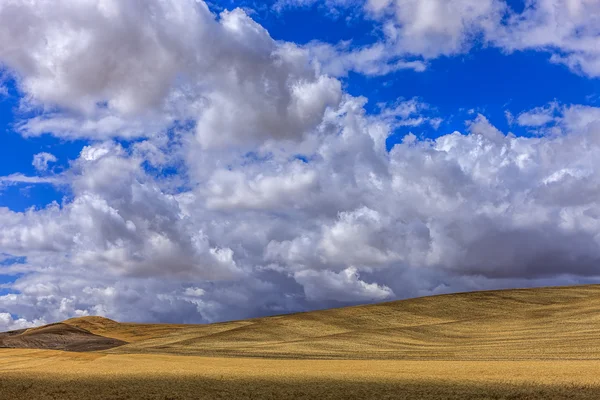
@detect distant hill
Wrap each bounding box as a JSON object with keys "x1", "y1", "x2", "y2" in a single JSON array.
[
  {"x1": 0, "y1": 322, "x2": 126, "y2": 352},
  {"x1": 5, "y1": 285, "x2": 600, "y2": 359}
]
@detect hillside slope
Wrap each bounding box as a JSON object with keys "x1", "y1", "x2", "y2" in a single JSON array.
[
  {"x1": 0, "y1": 323, "x2": 127, "y2": 351},
  {"x1": 57, "y1": 284, "x2": 600, "y2": 360}
]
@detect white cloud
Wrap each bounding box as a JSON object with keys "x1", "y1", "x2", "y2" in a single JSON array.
[
  {"x1": 0, "y1": 173, "x2": 61, "y2": 188},
  {"x1": 308, "y1": 41, "x2": 428, "y2": 77},
  {"x1": 517, "y1": 102, "x2": 559, "y2": 127},
  {"x1": 205, "y1": 165, "x2": 319, "y2": 211},
  {"x1": 505, "y1": 110, "x2": 515, "y2": 125},
  {"x1": 32, "y1": 152, "x2": 57, "y2": 172},
  {"x1": 561, "y1": 105, "x2": 600, "y2": 135},
  {"x1": 0, "y1": 313, "x2": 45, "y2": 332},
  {"x1": 516, "y1": 102, "x2": 600, "y2": 137},
  {"x1": 375, "y1": 98, "x2": 442, "y2": 129},
  {"x1": 302, "y1": 0, "x2": 505, "y2": 76},
  {"x1": 0, "y1": 1, "x2": 341, "y2": 145},
  {"x1": 291, "y1": 0, "x2": 600, "y2": 78},
  {"x1": 493, "y1": 0, "x2": 600, "y2": 77},
  {"x1": 295, "y1": 267, "x2": 394, "y2": 302},
  {"x1": 467, "y1": 114, "x2": 506, "y2": 143},
  {"x1": 0, "y1": 144, "x2": 243, "y2": 282},
  {"x1": 365, "y1": 0, "x2": 505, "y2": 58},
  {"x1": 18, "y1": 111, "x2": 172, "y2": 140},
  {"x1": 0, "y1": 0, "x2": 207, "y2": 115}
]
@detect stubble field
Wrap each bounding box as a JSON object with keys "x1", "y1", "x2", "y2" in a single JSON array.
[{"x1": 3, "y1": 285, "x2": 600, "y2": 399}]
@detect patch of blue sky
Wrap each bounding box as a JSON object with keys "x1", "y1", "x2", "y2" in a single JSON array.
[
  {"x1": 0, "y1": 182, "x2": 68, "y2": 212},
  {"x1": 254, "y1": 6, "x2": 377, "y2": 46},
  {"x1": 0, "y1": 274, "x2": 20, "y2": 290},
  {"x1": 348, "y1": 48, "x2": 600, "y2": 135},
  {"x1": 210, "y1": 0, "x2": 375, "y2": 45},
  {"x1": 0, "y1": 255, "x2": 25, "y2": 267},
  {"x1": 0, "y1": 277, "x2": 19, "y2": 295},
  {"x1": 0, "y1": 79, "x2": 84, "y2": 210},
  {"x1": 294, "y1": 155, "x2": 310, "y2": 163},
  {"x1": 0, "y1": 255, "x2": 24, "y2": 289}
]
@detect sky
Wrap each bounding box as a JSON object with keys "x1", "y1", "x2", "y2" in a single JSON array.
[{"x1": 1, "y1": 0, "x2": 600, "y2": 329}]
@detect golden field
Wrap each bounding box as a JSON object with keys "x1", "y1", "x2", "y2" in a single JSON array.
[{"x1": 3, "y1": 285, "x2": 600, "y2": 399}]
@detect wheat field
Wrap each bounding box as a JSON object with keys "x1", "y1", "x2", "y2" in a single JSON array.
[{"x1": 3, "y1": 285, "x2": 600, "y2": 399}]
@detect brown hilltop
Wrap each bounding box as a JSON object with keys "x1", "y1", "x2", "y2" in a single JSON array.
[
  {"x1": 0, "y1": 322, "x2": 127, "y2": 352},
  {"x1": 62, "y1": 316, "x2": 120, "y2": 332}
]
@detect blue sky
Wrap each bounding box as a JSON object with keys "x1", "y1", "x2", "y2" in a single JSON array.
[
  {"x1": 1, "y1": 0, "x2": 600, "y2": 328},
  {"x1": 2, "y1": 0, "x2": 599, "y2": 211}
]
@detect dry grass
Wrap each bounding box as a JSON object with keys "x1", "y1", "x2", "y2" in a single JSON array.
[
  {"x1": 89, "y1": 284, "x2": 600, "y2": 360},
  {"x1": 63, "y1": 316, "x2": 190, "y2": 343},
  {"x1": 4, "y1": 284, "x2": 600, "y2": 399},
  {"x1": 2, "y1": 350, "x2": 600, "y2": 399}
]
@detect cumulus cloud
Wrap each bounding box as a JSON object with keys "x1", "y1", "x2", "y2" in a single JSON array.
[
  {"x1": 2, "y1": 144, "x2": 243, "y2": 281},
  {"x1": 516, "y1": 102, "x2": 600, "y2": 137},
  {"x1": 517, "y1": 103, "x2": 559, "y2": 127},
  {"x1": 493, "y1": 0, "x2": 600, "y2": 77},
  {"x1": 0, "y1": 0, "x2": 341, "y2": 145},
  {"x1": 0, "y1": 0, "x2": 206, "y2": 114},
  {"x1": 0, "y1": 313, "x2": 45, "y2": 332},
  {"x1": 365, "y1": 0, "x2": 505, "y2": 58},
  {"x1": 294, "y1": 267, "x2": 394, "y2": 302},
  {"x1": 5, "y1": 96, "x2": 600, "y2": 326}
]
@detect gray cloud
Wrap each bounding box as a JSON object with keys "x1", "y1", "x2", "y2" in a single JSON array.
[
  {"x1": 3, "y1": 99, "x2": 600, "y2": 329},
  {"x1": 0, "y1": 0, "x2": 341, "y2": 146}
]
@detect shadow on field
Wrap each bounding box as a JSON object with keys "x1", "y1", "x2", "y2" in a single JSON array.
[{"x1": 1, "y1": 376, "x2": 599, "y2": 400}]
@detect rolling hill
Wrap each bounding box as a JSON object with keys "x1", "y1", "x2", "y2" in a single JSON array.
[
  {"x1": 5, "y1": 284, "x2": 599, "y2": 360},
  {"x1": 0, "y1": 322, "x2": 127, "y2": 352},
  {"x1": 4, "y1": 284, "x2": 600, "y2": 399}
]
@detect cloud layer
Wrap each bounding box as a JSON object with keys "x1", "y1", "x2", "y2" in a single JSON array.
[{"x1": 0, "y1": 0, "x2": 599, "y2": 330}]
